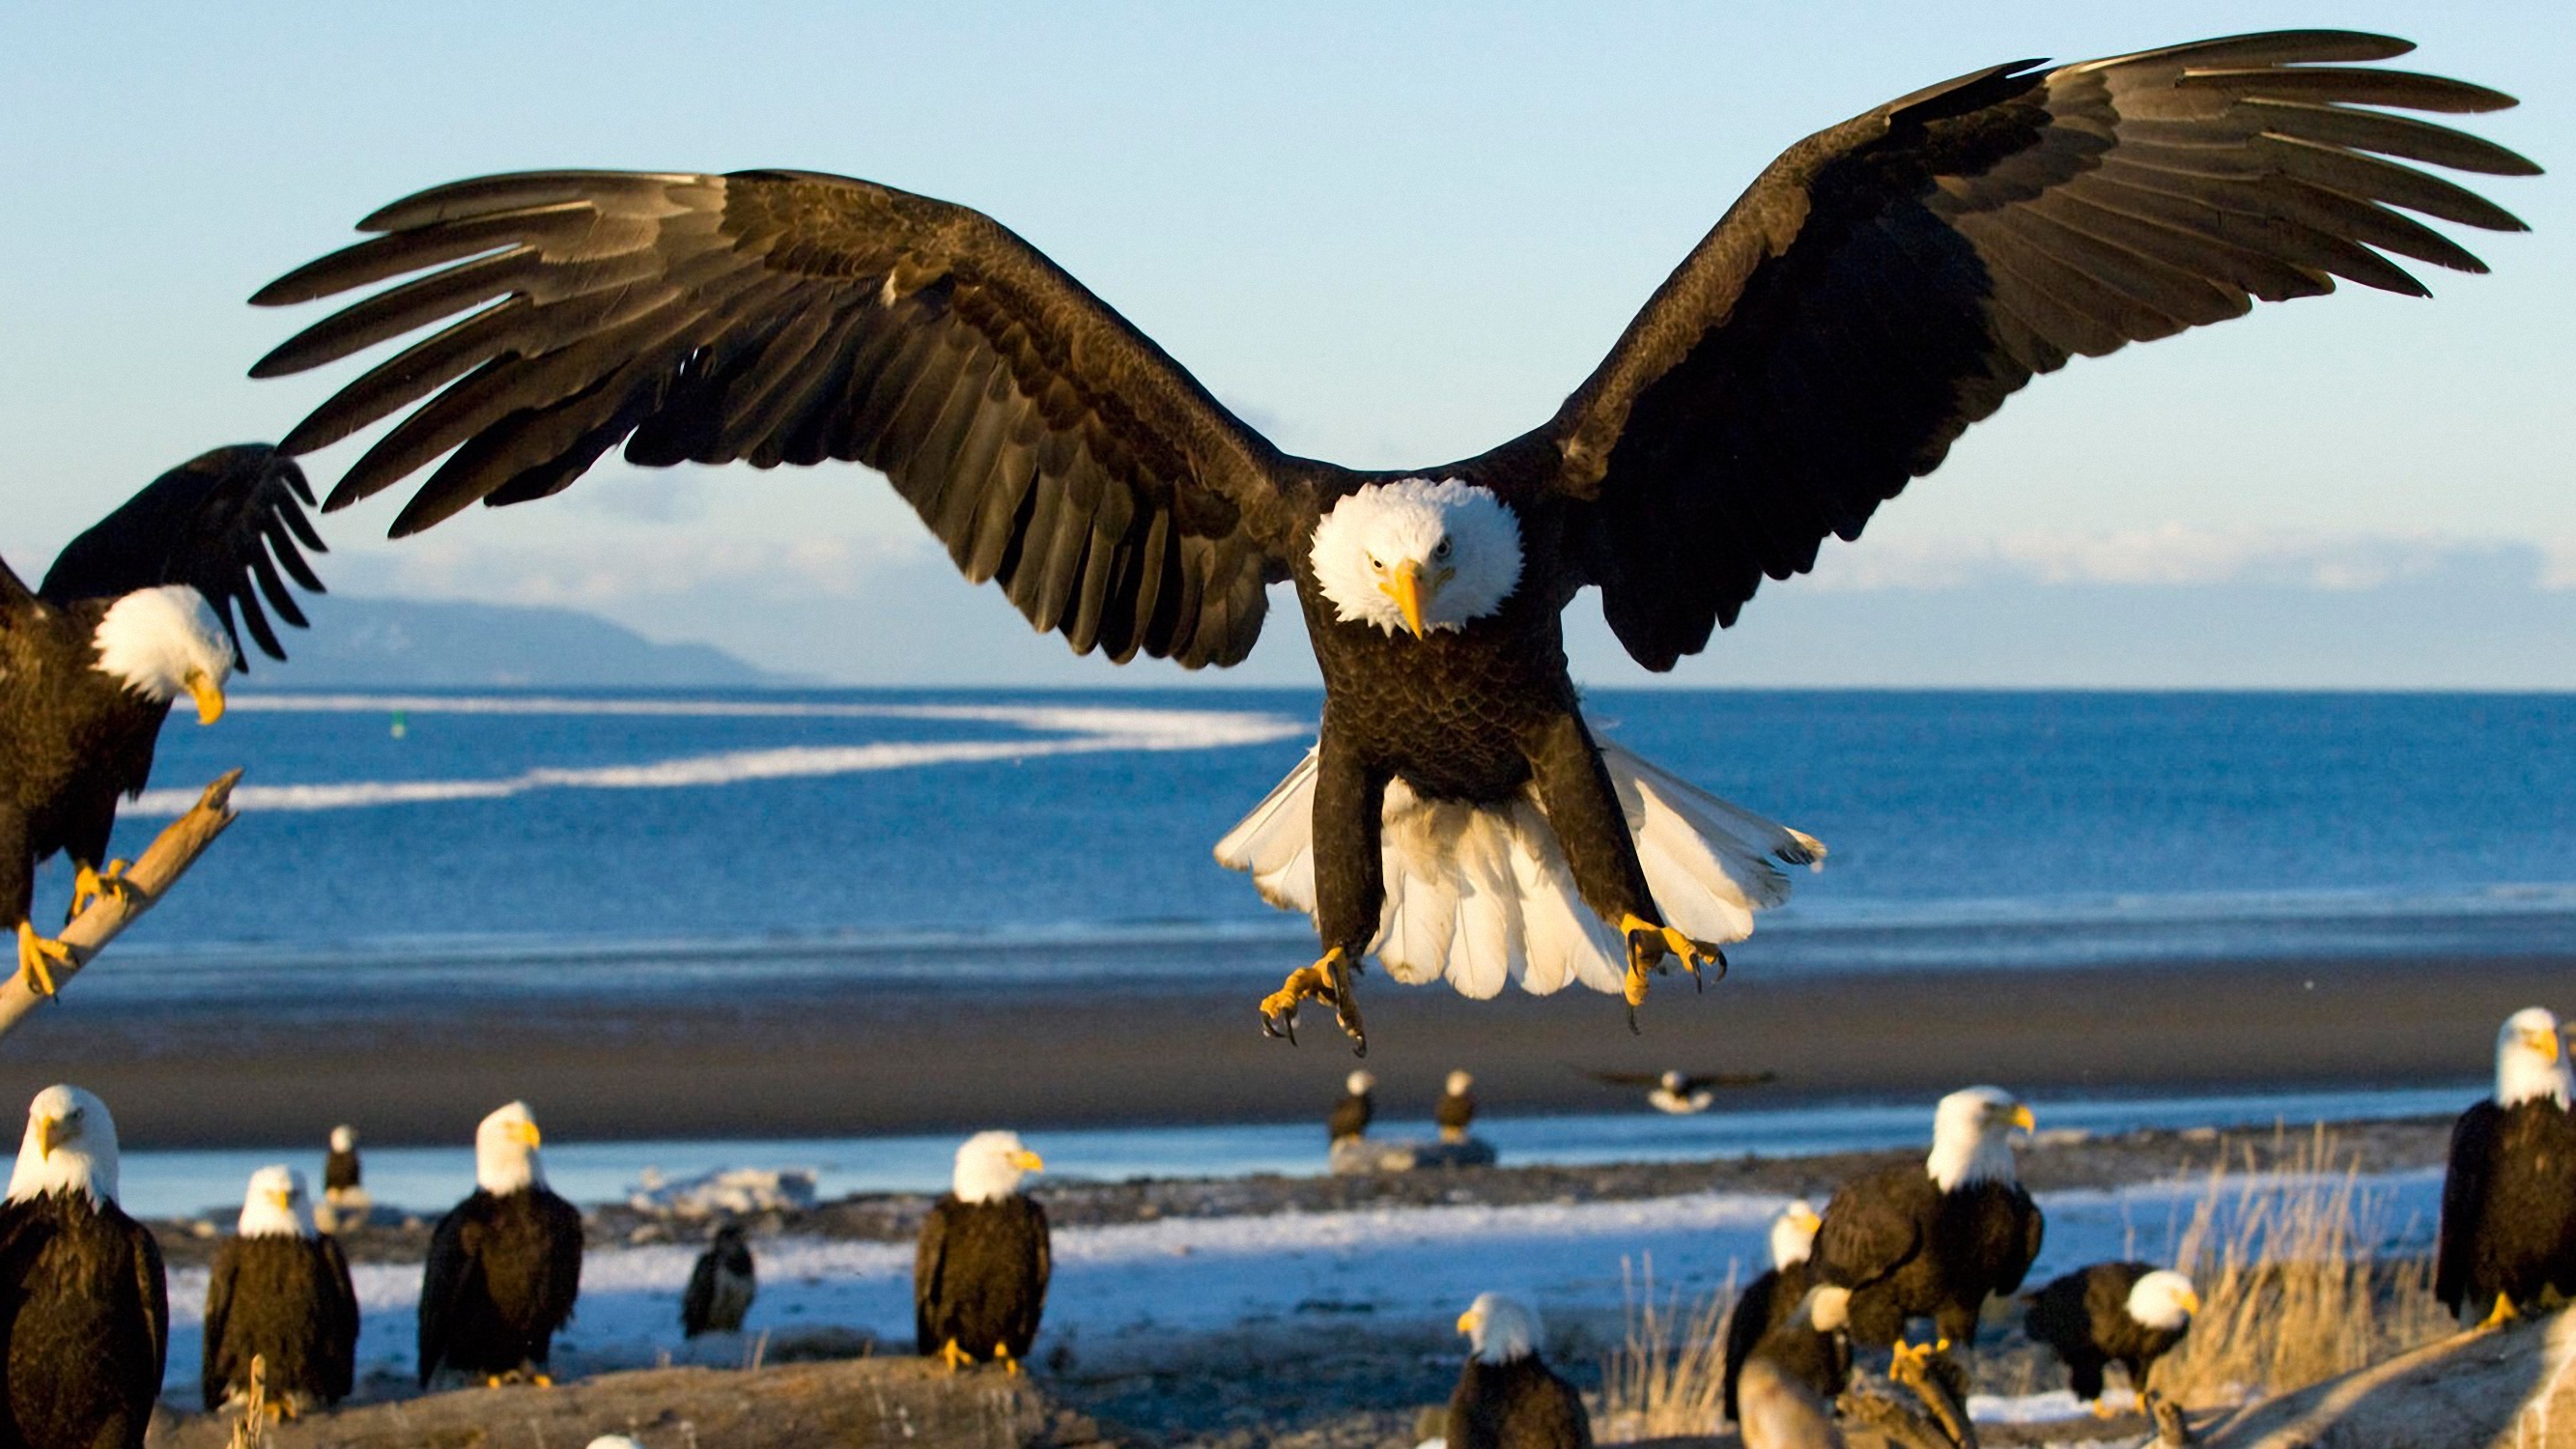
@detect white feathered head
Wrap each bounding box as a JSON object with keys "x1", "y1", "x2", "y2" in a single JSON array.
[
  {"x1": 93, "y1": 584, "x2": 232, "y2": 724},
  {"x1": 8, "y1": 1084, "x2": 120, "y2": 1207},
  {"x1": 2126, "y1": 1269, "x2": 2200, "y2": 1330},
  {"x1": 1310, "y1": 479, "x2": 1521, "y2": 638},
  {"x1": 239, "y1": 1164, "x2": 314, "y2": 1238},
  {"x1": 2496, "y1": 1007, "x2": 2572, "y2": 1108},
  {"x1": 475, "y1": 1100, "x2": 546, "y2": 1194},
  {"x1": 952, "y1": 1129, "x2": 1044, "y2": 1204},
  {"x1": 1458, "y1": 1291, "x2": 1543, "y2": 1363}
]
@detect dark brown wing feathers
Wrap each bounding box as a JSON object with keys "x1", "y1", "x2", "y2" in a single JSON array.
[
  {"x1": 252, "y1": 170, "x2": 1296, "y2": 668},
  {"x1": 1540, "y1": 32, "x2": 2534, "y2": 670}
]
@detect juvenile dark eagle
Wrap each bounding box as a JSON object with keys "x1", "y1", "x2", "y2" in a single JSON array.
[
  {"x1": 243, "y1": 33, "x2": 2531, "y2": 1047},
  {"x1": 0, "y1": 1085, "x2": 167, "y2": 1449},
  {"x1": 915, "y1": 1131, "x2": 1049, "y2": 1372},
  {"x1": 202, "y1": 1165, "x2": 359, "y2": 1415},
  {"x1": 2436, "y1": 1007, "x2": 2576, "y2": 1328},
  {"x1": 1814, "y1": 1087, "x2": 2043, "y2": 1383},
  {"x1": 418, "y1": 1101, "x2": 583, "y2": 1387},
  {"x1": 0, "y1": 445, "x2": 323, "y2": 996},
  {"x1": 681, "y1": 1222, "x2": 755, "y2": 1339}
]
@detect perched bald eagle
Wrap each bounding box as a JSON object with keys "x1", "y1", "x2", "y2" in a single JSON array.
[
  {"x1": 1329, "y1": 1070, "x2": 1375, "y2": 1145},
  {"x1": 2022, "y1": 1263, "x2": 2196, "y2": 1416},
  {"x1": 1448, "y1": 1293, "x2": 1591, "y2": 1449},
  {"x1": 1814, "y1": 1087, "x2": 2043, "y2": 1378},
  {"x1": 243, "y1": 35, "x2": 2530, "y2": 1047},
  {"x1": 1588, "y1": 1067, "x2": 1775, "y2": 1115},
  {"x1": 1724, "y1": 1200, "x2": 1834, "y2": 1425},
  {"x1": 681, "y1": 1222, "x2": 754, "y2": 1338},
  {"x1": 318, "y1": 1123, "x2": 369, "y2": 1234},
  {"x1": 1, "y1": 444, "x2": 323, "y2": 996},
  {"x1": 1733, "y1": 1286, "x2": 1854, "y2": 1449},
  {"x1": 2437, "y1": 1007, "x2": 2576, "y2": 1327},
  {"x1": 202, "y1": 1165, "x2": 359, "y2": 1414},
  {"x1": 1436, "y1": 1070, "x2": 1478, "y2": 1144},
  {"x1": 418, "y1": 1101, "x2": 582, "y2": 1387},
  {"x1": 0, "y1": 1085, "x2": 166, "y2": 1449},
  {"x1": 915, "y1": 1131, "x2": 1048, "y2": 1371}
]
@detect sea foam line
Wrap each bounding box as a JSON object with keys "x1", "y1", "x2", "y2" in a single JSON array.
[{"x1": 132, "y1": 704, "x2": 1310, "y2": 817}]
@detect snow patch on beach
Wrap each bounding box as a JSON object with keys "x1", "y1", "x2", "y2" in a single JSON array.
[
  {"x1": 154, "y1": 1169, "x2": 2446, "y2": 1396},
  {"x1": 128, "y1": 702, "x2": 1309, "y2": 816}
]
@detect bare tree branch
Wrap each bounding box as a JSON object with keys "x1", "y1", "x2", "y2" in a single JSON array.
[{"x1": 0, "y1": 770, "x2": 243, "y2": 1039}]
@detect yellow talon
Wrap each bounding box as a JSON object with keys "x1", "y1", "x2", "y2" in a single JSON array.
[
  {"x1": 2091, "y1": 1399, "x2": 2118, "y2": 1419},
  {"x1": 1259, "y1": 946, "x2": 1365, "y2": 1051},
  {"x1": 1887, "y1": 1337, "x2": 1936, "y2": 1386},
  {"x1": 2479, "y1": 1293, "x2": 2520, "y2": 1330},
  {"x1": 1617, "y1": 913, "x2": 1723, "y2": 1019},
  {"x1": 70, "y1": 861, "x2": 138, "y2": 920},
  {"x1": 995, "y1": 1342, "x2": 1020, "y2": 1376},
  {"x1": 938, "y1": 1337, "x2": 972, "y2": 1373},
  {"x1": 15, "y1": 923, "x2": 72, "y2": 999}
]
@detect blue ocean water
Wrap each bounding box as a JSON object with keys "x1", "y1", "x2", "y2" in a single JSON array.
[{"x1": 50, "y1": 688, "x2": 2576, "y2": 1002}]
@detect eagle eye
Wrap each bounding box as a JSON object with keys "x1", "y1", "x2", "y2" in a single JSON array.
[{"x1": 1434, "y1": 538, "x2": 1453, "y2": 559}]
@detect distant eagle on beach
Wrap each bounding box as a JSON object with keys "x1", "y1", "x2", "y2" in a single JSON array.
[
  {"x1": 242, "y1": 33, "x2": 2531, "y2": 1047},
  {"x1": 2436, "y1": 1007, "x2": 2576, "y2": 1327},
  {"x1": 0, "y1": 1085, "x2": 166, "y2": 1449},
  {"x1": 1814, "y1": 1087, "x2": 2043, "y2": 1382},
  {"x1": 1, "y1": 444, "x2": 323, "y2": 997},
  {"x1": 202, "y1": 1165, "x2": 358, "y2": 1414},
  {"x1": 915, "y1": 1131, "x2": 1049, "y2": 1371},
  {"x1": 1329, "y1": 1071, "x2": 1375, "y2": 1145},
  {"x1": 1436, "y1": 1070, "x2": 1478, "y2": 1144},
  {"x1": 681, "y1": 1222, "x2": 755, "y2": 1338},
  {"x1": 418, "y1": 1101, "x2": 582, "y2": 1386}
]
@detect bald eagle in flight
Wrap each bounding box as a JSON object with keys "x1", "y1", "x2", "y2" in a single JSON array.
[
  {"x1": 0, "y1": 1085, "x2": 166, "y2": 1449},
  {"x1": 202, "y1": 1165, "x2": 359, "y2": 1415},
  {"x1": 419, "y1": 1101, "x2": 583, "y2": 1387},
  {"x1": 1, "y1": 445, "x2": 323, "y2": 997},
  {"x1": 1814, "y1": 1087, "x2": 2043, "y2": 1384},
  {"x1": 2436, "y1": 1007, "x2": 2576, "y2": 1328},
  {"x1": 242, "y1": 33, "x2": 2531, "y2": 1046}
]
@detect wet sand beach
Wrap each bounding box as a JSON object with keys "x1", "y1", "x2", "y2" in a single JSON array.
[{"x1": 3, "y1": 948, "x2": 2557, "y2": 1148}]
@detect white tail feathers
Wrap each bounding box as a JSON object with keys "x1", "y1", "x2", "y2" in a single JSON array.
[{"x1": 1212, "y1": 731, "x2": 1825, "y2": 999}]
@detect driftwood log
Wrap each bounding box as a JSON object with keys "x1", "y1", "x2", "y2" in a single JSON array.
[{"x1": 0, "y1": 770, "x2": 241, "y2": 1039}]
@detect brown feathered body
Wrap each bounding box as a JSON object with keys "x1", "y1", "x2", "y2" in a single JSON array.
[
  {"x1": 0, "y1": 1189, "x2": 167, "y2": 1449},
  {"x1": 202, "y1": 1232, "x2": 358, "y2": 1411},
  {"x1": 416, "y1": 1187, "x2": 582, "y2": 1385},
  {"x1": 914, "y1": 1194, "x2": 1049, "y2": 1362},
  {"x1": 1815, "y1": 1167, "x2": 2042, "y2": 1350},
  {"x1": 2022, "y1": 1263, "x2": 2187, "y2": 1404},
  {"x1": 1446, "y1": 1352, "x2": 1593, "y2": 1449},
  {"x1": 2436, "y1": 1098, "x2": 2576, "y2": 1320}
]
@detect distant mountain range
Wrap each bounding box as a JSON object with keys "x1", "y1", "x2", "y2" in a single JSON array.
[{"x1": 255, "y1": 595, "x2": 801, "y2": 688}]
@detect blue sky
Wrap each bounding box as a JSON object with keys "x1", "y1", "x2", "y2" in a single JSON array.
[{"x1": 2, "y1": 3, "x2": 2565, "y2": 686}]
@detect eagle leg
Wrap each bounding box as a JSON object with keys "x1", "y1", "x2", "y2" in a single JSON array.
[
  {"x1": 938, "y1": 1337, "x2": 973, "y2": 1373},
  {"x1": 2478, "y1": 1293, "x2": 2520, "y2": 1330},
  {"x1": 1617, "y1": 915, "x2": 1724, "y2": 1028},
  {"x1": 1888, "y1": 1336, "x2": 1977, "y2": 1449},
  {"x1": 68, "y1": 860, "x2": 138, "y2": 921},
  {"x1": 994, "y1": 1342, "x2": 1020, "y2": 1376},
  {"x1": 14, "y1": 922, "x2": 71, "y2": 998},
  {"x1": 1259, "y1": 946, "x2": 1367, "y2": 1055}
]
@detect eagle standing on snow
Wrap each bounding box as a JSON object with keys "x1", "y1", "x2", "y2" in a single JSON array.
[
  {"x1": 1, "y1": 445, "x2": 323, "y2": 996},
  {"x1": 2021, "y1": 1263, "x2": 2197, "y2": 1417},
  {"x1": 241, "y1": 34, "x2": 2530, "y2": 1047},
  {"x1": 915, "y1": 1131, "x2": 1049, "y2": 1372},
  {"x1": 0, "y1": 1085, "x2": 166, "y2": 1449},
  {"x1": 1448, "y1": 1292, "x2": 1591, "y2": 1449},
  {"x1": 2436, "y1": 1007, "x2": 2576, "y2": 1327},
  {"x1": 680, "y1": 1222, "x2": 755, "y2": 1338},
  {"x1": 202, "y1": 1165, "x2": 359, "y2": 1414},
  {"x1": 418, "y1": 1101, "x2": 583, "y2": 1387},
  {"x1": 1814, "y1": 1087, "x2": 2043, "y2": 1382}
]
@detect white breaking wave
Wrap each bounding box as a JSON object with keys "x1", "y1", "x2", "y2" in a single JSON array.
[
  {"x1": 131, "y1": 702, "x2": 1308, "y2": 816},
  {"x1": 1214, "y1": 730, "x2": 1826, "y2": 998}
]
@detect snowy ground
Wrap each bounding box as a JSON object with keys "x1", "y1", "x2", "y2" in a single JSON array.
[{"x1": 157, "y1": 1167, "x2": 2446, "y2": 1411}]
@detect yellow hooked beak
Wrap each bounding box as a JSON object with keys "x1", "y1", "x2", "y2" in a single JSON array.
[
  {"x1": 1455, "y1": 1309, "x2": 1480, "y2": 1336},
  {"x1": 2180, "y1": 1290, "x2": 2203, "y2": 1315},
  {"x1": 1379, "y1": 559, "x2": 1440, "y2": 638},
  {"x1": 513, "y1": 1122, "x2": 543, "y2": 1148},
  {"x1": 1791, "y1": 1204, "x2": 1823, "y2": 1232},
  {"x1": 1012, "y1": 1151, "x2": 1045, "y2": 1173},
  {"x1": 33, "y1": 1116, "x2": 63, "y2": 1159},
  {"x1": 269, "y1": 1189, "x2": 295, "y2": 1210},
  {"x1": 2010, "y1": 1104, "x2": 2036, "y2": 1133},
  {"x1": 2529, "y1": 1029, "x2": 2562, "y2": 1064},
  {"x1": 184, "y1": 668, "x2": 225, "y2": 725}
]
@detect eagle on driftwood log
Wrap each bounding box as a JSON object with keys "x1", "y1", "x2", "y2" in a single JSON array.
[{"x1": 242, "y1": 33, "x2": 2530, "y2": 1048}]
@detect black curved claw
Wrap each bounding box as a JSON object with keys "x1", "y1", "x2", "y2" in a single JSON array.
[
  {"x1": 1709, "y1": 947, "x2": 1729, "y2": 983},
  {"x1": 1626, "y1": 1002, "x2": 1642, "y2": 1036},
  {"x1": 1261, "y1": 1006, "x2": 1299, "y2": 1045}
]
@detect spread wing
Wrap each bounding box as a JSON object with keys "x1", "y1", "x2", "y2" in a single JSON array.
[
  {"x1": 1684, "y1": 1071, "x2": 1778, "y2": 1092},
  {"x1": 38, "y1": 444, "x2": 327, "y2": 668},
  {"x1": 1583, "y1": 1069, "x2": 1666, "y2": 1089},
  {"x1": 2436, "y1": 1099, "x2": 2500, "y2": 1311},
  {"x1": 1535, "y1": 31, "x2": 2534, "y2": 670},
  {"x1": 250, "y1": 171, "x2": 1309, "y2": 668}
]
